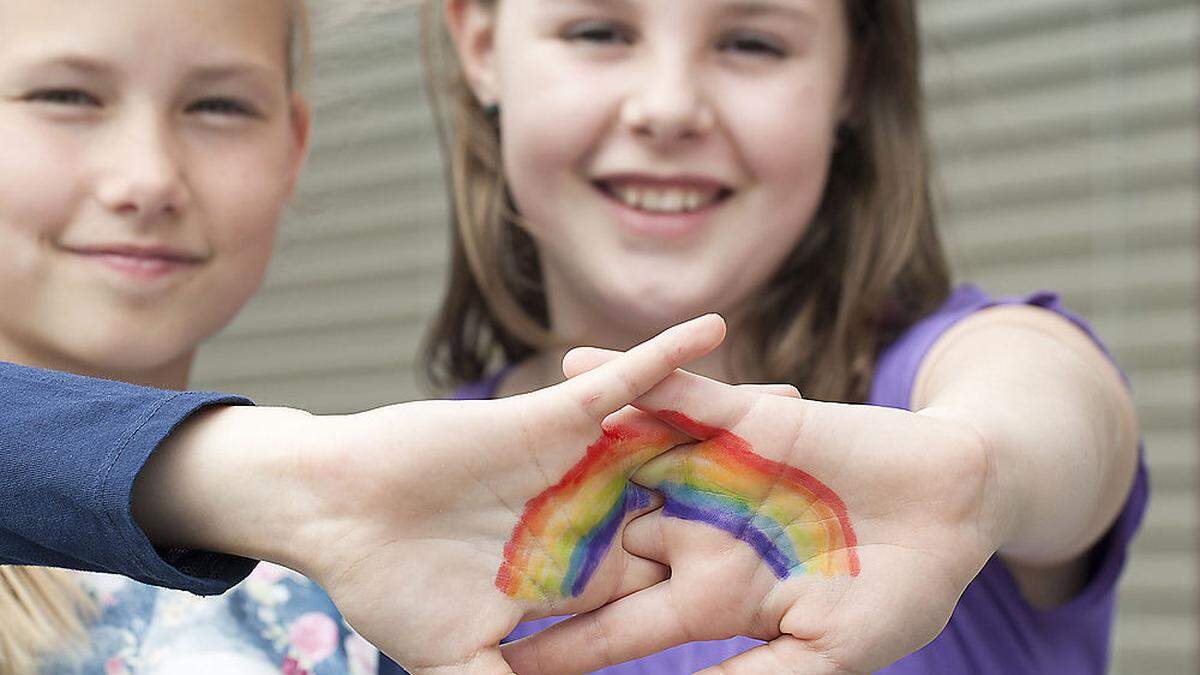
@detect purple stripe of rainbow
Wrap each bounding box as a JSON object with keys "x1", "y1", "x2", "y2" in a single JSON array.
[{"x1": 496, "y1": 421, "x2": 680, "y2": 600}]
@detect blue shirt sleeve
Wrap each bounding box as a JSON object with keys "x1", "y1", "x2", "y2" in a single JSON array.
[{"x1": 0, "y1": 361, "x2": 259, "y2": 595}]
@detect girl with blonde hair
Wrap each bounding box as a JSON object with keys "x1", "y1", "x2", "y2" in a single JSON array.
[{"x1": 0, "y1": 0, "x2": 728, "y2": 673}]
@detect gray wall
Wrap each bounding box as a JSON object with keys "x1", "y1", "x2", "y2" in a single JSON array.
[
  {"x1": 191, "y1": 1, "x2": 1200, "y2": 671},
  {"x1": 923, "y1": 1, "x2": 1198, "y2": 671}
]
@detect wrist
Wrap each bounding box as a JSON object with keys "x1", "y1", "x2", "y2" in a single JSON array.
[
  {"x1": 132, "y1": 405, "x2": 328, "y2": 569},
  {"x1": 913, "y1": 405, "x2": 1015, "y2": 556}
]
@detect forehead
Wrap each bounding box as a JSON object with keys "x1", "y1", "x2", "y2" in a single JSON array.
[
  {"x1": 0, "y1": 0, "x2": 291, "y2": 76},
  {"x1": 530, "y1": 0, "x2": 825, "y2": 20}
]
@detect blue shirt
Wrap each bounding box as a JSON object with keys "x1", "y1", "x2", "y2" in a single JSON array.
[
  {"x1": 0, "y1": 364, "x2": 380, "y2": 674},
  {"x1": 0, "y1": 362, "x2": 256, "y2": 591}
]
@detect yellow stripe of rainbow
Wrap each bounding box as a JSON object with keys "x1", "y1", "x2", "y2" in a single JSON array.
[
  {"x1": 638, "y1": 410, "x2": 859, "y2": 578},
  {"x1": 495, "y1": 418, "x2": 684, "y2": 600}
]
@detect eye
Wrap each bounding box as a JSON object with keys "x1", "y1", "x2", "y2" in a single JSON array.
[
  {"x1": 563, "y1": 20, "x2": 635, "y2": 46},
  {"x1": 188, "y1": 97, "x2": 259, "y2": 118},
  {"x1": 718, "y1": 32, "x2": 787, "y2": 59},
  {"x1": 24, "y1": 88, "x2": 102, "y2": 107}
]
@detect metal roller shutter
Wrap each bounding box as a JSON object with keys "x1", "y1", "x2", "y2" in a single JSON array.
[{"x1": 192, "y1": 2, "x2": 1199, "y2": 671}]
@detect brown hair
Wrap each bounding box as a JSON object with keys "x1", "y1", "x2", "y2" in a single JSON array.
[
  {"x1": 0, "y1": 4, "x2": 312, "y2": 674},
  {"x1": 423, "y1": 0, "x2": 951, "y2": 403}
]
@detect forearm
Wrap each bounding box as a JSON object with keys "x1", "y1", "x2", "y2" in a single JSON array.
[
  {"x1": 131, "y1": 405, "x2": 330, "y2": 572},
  {"x1": 914, "y1": 308, "x2": 1140, "y2": 565},
  {"x1": 0, "y1": 362, "x2": 269, "y2": 591}
]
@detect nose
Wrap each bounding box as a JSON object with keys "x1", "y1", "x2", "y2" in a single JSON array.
[
  {"x1": 94, "y1": 113, "x2": 190, "y2": 223},
  {"x1": 620, "y1": 52, "x2": 715, "y2": 147}
]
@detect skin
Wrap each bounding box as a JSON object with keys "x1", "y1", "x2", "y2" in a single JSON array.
[
  {"x1": 0, "y1": 2, "x2": 734, "y2": 672},
  {"x1": 0, "y1": 0, "x2": 309, "y2": 389},
  {"x1": 504, "y1": 312, "x2": 1138, "y2": 673},
  {"x1": 450, "y1": 0, "x2": 851, "y2": 386},
  {"x1": 450, "y1": 0, "x2": 1141, "y2": 670},
  {"x1": 134, "y1": 315, "x2": 731, "y2": 675}
]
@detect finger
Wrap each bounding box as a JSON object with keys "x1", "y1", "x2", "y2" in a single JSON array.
[
  {"x1": 565, "y1": 349, "x2": 800, "y2": 401},
  {"x1": 614, "y1": 485, "x2": 669, "y2": 598},
  {"x1": 567, "y1": 347, "x2": 757, "y2": 437},
  {"x1": 637, "y1": 368, "x2": 760, "y2": 441},
  {"x1": 561, "y1": 346, "x2": 613, "y2": 379},
  {"x1": 614, "y1": 551, "x2": 669, "y2": 600},
  {"x1": 565, "y1": 346, "x2": 803, "y2": 440},
  {"x1": 697, "y1": 636, "x2": 850, "y2": 675},
  {"x1": 404, "y1": 646, "x2": 515, "y2": 675},
  {"x1": 464, "y1": 648, "x2": 517, "y2": 675},
  {"x1": 739, "y1": 383, "x2": 803, "y2": 399},
  {"x1": 567, "y1": 349, "x2": 762, "y2": 437},
  {"x1": 501, "y1": 582, "x2": 693, "y2": 675},
  {"x1": 621, "y1": 510, "x2": 668, "y2": 563},
  {"x1": 624, "y1": 482, "x2": 664, "y2": 515},
  {"x1": 556, "y1": 314, "x2": 726, "y2": 422}
]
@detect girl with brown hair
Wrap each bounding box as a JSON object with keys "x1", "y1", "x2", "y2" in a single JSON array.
[{"x1": 422, "y1": 0, "x2": 1148, "y2": 671}]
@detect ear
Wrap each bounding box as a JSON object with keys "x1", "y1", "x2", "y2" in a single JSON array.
[
  {"x1": 283, "y1": 94, "x2": 312, "y2": 195},
  {"x1": 445, "y1": 0, "x2": 501, "y2": 107}
]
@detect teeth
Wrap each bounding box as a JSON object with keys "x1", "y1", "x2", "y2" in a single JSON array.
[
  {"x1": 619, "y1": 186, "x2": 640, "y2": 207},
  {"x1": 610, "y1": 185, "x2": 718, "y2": 213}
]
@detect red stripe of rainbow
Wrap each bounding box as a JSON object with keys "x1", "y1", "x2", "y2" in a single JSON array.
[
  {"x1": 637, "y1": 411, "x2": 860, "y2": 578},
  {"x1": 495, "y1": 418, "x2": 684, "y2": 600}
]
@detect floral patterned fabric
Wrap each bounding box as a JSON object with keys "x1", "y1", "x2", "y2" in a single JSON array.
[{"x1": 39, "y1": 563, "x2": 379, "y2": 675}]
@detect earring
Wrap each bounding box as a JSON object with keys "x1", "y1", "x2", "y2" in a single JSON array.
[{"x1": 482, "y1": 103, "x2": 500, "y2": 120}]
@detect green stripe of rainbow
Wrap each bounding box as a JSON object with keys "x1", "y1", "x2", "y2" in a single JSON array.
[
  {"x1": 636, "y1": 411, "x2": 859, "y2": 578},
  {"x1": 495, "y1": 418, "x2": 683, "y2": 600}
]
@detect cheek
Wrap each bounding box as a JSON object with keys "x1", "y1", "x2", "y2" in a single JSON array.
[
  {"x1": 732, "y1": 83, "x2": 839, "y2": 219},
  {"x1": 191, "y1": 146, "x2": 288, "y2": 290},
  {"x1": 744, "y1": 78, "x2": 838, "y2": 170},
  {"x1": 498, "y1": 49, "x2": 617, "y2": 222},
  {"x1": 0, "y1": 118, "x2": 83, "y2": 241}
]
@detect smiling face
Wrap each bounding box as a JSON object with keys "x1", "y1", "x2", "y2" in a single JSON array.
[
  {"x1": 0, "y1": 0, "x2": 308, "y2": 387},
  {"x1": 452, "y1": 0, "x2": 851, "y2": 345}
]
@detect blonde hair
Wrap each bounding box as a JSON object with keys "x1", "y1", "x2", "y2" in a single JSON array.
[
  {"x1": 422, "y1": 1, "x2": 951, "y2": 402},
  {"x1": 0, "y1": 3, "x2": 312, "y2": 674}
]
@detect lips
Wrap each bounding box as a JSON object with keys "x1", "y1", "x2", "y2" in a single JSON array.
[{"x1": 60, "y1": 243, "x2": 206, "y2": 281}]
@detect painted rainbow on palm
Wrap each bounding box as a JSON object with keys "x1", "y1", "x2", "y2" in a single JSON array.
[
  {"x1": 495, "y1": 419, "x2": 683, "y2": 600},
  {"x1": 638, "y1": 411, "x2": 860, "y2": 579}
]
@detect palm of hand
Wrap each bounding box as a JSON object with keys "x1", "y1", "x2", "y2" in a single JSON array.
[
  {"x1": 507, "y1": 381, "x2": 1000, "y2": 674},
  {"x1": 293, "y1": 317, "x2": 727, "y2": 674},
  {"x1": 311, "y1": 399, "x2": 683, "y2": 674}
]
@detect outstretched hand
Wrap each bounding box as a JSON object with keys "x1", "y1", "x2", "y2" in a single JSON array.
[
  {"x1": 287, "y1": 316, "x2": 727, "y2": 674},
  {"x1": 504, "y1": 350, "x2": 1000, "y2": 674}
]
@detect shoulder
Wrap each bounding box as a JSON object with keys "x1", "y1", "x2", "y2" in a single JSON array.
[
  {"x1": 911, "y1": 301, "x2": 1127, "y2": 413},
  {"x1": 872, "y1": 285, "x2": 1123, "y2": 410}
]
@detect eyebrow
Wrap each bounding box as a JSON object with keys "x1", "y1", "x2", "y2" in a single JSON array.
[
  {"x1": 18, "y1": 55, "x2": 114, "y2": 76},
  {"x1": 13, "y1": 53, "x2": 283, "y2": 87},
  {"x1": 188, "y1": 62, "x2": 285, "y2": 89},
  {"x1": 544, "y1": 0, "x2": 815, "y2": 22},
  {"x1": 719, "y1": 0, "x2": 817, "y2": 22},
  {"x1": 545, "y1": 0, "x2": 636, "y2": 12}
]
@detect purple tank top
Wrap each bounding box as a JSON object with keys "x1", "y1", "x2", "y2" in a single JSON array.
[{"x1": 453, "y1": 285, "x2": 1150, "y2": 674}]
